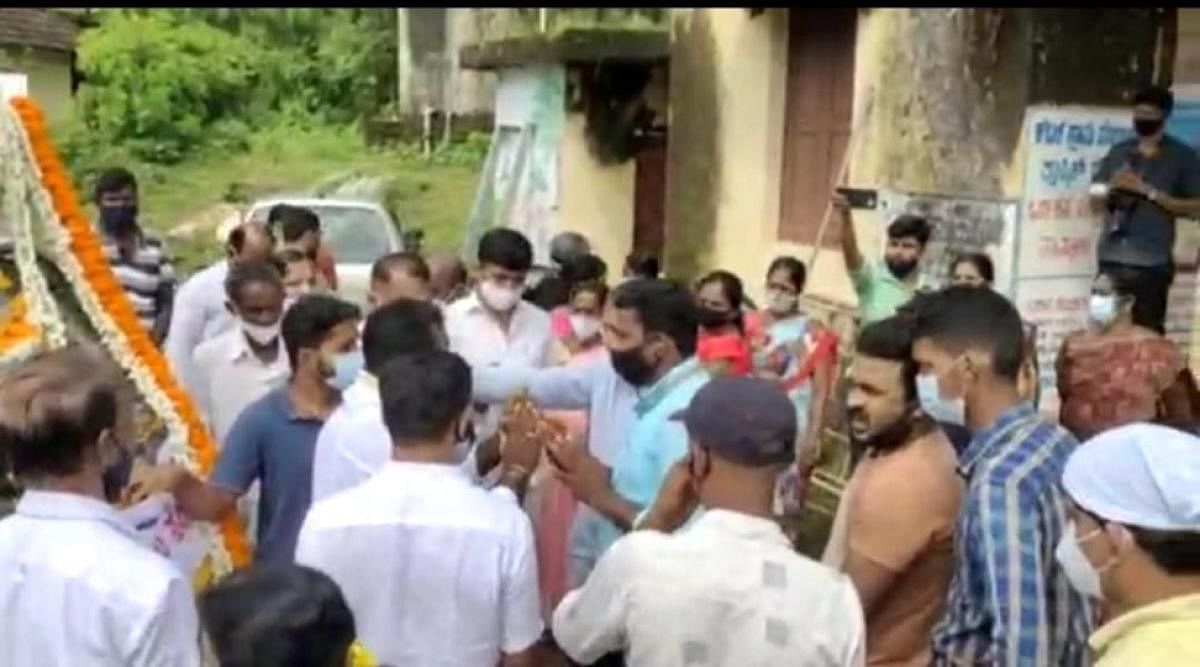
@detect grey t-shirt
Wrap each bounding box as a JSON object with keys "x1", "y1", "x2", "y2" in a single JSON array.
[
  {"x1": 1093, "y1": 135, "x2": 1200, "y2": 267},
  {"x1": 211, "y1": 387, "x2": 325, "y2": 565}
]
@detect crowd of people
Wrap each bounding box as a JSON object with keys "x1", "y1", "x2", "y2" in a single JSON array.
[{"x1": 1, "y1": 85, "x2": 1200, "y2": 667}]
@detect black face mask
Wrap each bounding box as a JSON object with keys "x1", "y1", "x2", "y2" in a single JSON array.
[
  {"x1": 697, "y1": 307, "x2": 735, "y2": 330},
  {"x1": 885, "y1": 257, "x2": 918, "y2": 280},
  {"x1": 611, "y1": 344, "x2": 657, "y2": 387},
  {"x1": 1133, "y1": 117, "x2": 1164, "y2": 138},
  {"x1": 99, "y1": 204, "x2": 139, "y2": 237}
]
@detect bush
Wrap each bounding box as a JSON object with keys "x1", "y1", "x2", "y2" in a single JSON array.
[{"x1": 74, "y1": 11, "x2": 258, "y2": 164}]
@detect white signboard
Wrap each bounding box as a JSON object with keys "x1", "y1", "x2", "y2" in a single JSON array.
[{"x1": 1018, "y1": 107, "x2": 1131, "y2": 279}]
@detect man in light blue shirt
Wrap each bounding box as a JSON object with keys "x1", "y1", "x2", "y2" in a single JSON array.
[{"x1": 477, "y1": 280, "x2": 707, "y2": 582}]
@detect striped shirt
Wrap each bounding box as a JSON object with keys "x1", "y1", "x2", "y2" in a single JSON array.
[
  {"x1": 103, "y1": 232, "x2": 176, "y2": 336},
  {"x1": 931, "y1": 403, "x2": 1093, "y2": 666}
]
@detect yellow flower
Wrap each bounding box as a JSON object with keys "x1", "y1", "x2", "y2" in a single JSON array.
[{"x1": 347, "y1": 641, "x2": 378, "y2": 667}]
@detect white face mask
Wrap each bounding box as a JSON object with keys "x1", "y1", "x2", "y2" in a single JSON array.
[
  {"x1": 478, "y1": 280, "x2": 521, "y2": 312},
  {"x1": 241, "y1": 319, "x2": 281, "y2": 345},
  {"x1": 916, "y1": 371, "x2": 966, "y2": 427},
  {"x1": 569, "y1": 314, "x2": 602, "y2": 342},
  {"x1": 1055, "y1": 520, "x2": 1112, "y2": 599},
  {"x1": 1088, "y1": 294, "x2": 1118, "y2": 328},
  {"x1": 767, "y1": 289, "x2": 799, "y2": 314}
]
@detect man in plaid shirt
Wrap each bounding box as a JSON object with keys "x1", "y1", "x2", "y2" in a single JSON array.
[{"x1": 908, "y1": 287, "x2": 1093, "y2": 666}]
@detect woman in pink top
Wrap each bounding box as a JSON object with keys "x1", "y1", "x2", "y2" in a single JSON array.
[
  {"x1": 536, "y1": 281, "x2": 608, "y2": 617},
  {"x1": 694, "y1": 270, "x2": 763, "y2": 376}
]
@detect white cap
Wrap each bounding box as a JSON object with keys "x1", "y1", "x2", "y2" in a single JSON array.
[{"x1": 1063, "y1": 423, "x2": 1200, "y2": 531}]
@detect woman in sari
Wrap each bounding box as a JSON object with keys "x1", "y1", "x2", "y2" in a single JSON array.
[
  {"x1": 755, "y1": 256, "x2": 838, "y2": 514},
  {"x1": 1057, "y1": 267, "x2": 1193, "y2": 439},
  {"x1": 536, "y1": 281, "x2": 608, "y2": 618}
]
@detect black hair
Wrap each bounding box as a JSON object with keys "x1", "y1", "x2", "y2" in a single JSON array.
[
  {"x1": 611, "y1": 279, "x2": 699, "y2": 357},
  {"x1": 371, "y1": 251, "x2": 431, "y2": 286},
  {"x1": 887, "y1": 214, "x2": 932, "y2": 246},
  {"x1": 1097, "y1": 264, "x2": 1140, "y2": 300},
  {"x1": 92, "y1": 167, "x2": 137, "y2": 203},
  {"x1": 550, "y1": 232, "x2": 591, "y2": 266},
  {"x1": 269, "y1": 204, "x2": 321, "y2": 243},
  {"x1": 281, "y1": 295, "x2": 361, "y2": 370},
  {"x1": 908, "y1": 286, "x2": 1025, "y2": 381},
  {"x1": 625, "y1": 251, "x2": 660, "y2": 279},
  {"x1": 379, "y1": 349, "x2": 472, "y2": 443},
  {"x1": 951, "y1": 252, "x2": 995, "y2": 285},
  {"x1": 362, "y1": 299, "x2": 445, "y2": 375},
  {"x1": 855, "y1": 316, "x2": 917, "y2": 400},
  {"x1": 224, "y1": 260, "x2": 284, "y2": 305},
  {"x1": 199, "y1": 564, "x2": 356, "y2": 667},
  {"x1": 696, "y1": 270, "x2": 746, "y2": 311},
  {"x1": 1128, "y1": 526, "x2": 1200, "y2": 576},
  {"x1": 560, "y1": 253, "x2": 608, "y2": 285},
  {"x1": 571, "y1": 280, "x2": 609, "y2": 307},
  {"x1": 767, "y1": 256, "x2": 807, "y2": 293},
  {"x1": 477, "y1": 228, "x2": 533, "y2": 273},
  {"x1": 1133, "y1": 85, "x2": 1175, "y2": 116},
  {"x1": 0, "y1": 349, "x2": 118, "y2": 478}
]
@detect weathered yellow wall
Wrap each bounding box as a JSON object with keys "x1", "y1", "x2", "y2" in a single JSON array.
[
  {"x1": 1, "y1": 47, "x2": 72, "y2": 120},
  {"x1": 666, "y1": 8, "x2": 879, "y2": 305},
  {"x1": 558, "y1": 113, "x2": 635, "y2": 277},
  {"x1": 668, "y1": 8, "x2": 1035, "y2": 305}
]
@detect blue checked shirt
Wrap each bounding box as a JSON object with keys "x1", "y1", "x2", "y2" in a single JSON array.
[{"x1": 931, "y1": 403, "x2": 1093, "y2": 666}]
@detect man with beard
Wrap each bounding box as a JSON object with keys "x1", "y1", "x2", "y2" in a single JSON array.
[
  {"x1": 822, "y1": 317, "x2": 963, "y2": 666},
  {"x1": 545, "y1": 279, "x2": 707, "y2": 580},
  {"x1": 835, "y1": 193, "x2": 931, "y2": 324}
]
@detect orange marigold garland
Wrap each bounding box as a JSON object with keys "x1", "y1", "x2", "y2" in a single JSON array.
[{"x1": 8, "y1": 97, "x2": 250, "y2": 570}]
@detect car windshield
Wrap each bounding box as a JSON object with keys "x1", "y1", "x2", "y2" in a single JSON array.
[{"x1": 255, "y1": 204, "x2": 393, "y2": 265}]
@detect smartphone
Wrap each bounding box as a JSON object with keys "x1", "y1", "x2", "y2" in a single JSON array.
[{"x1": 836, "y1": 187, "x2": 879, "y2": 210}]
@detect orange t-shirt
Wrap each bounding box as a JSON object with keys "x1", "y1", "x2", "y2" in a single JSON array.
[{"x1": 838, "y1": 427, "x2": 964, "y2": 666}]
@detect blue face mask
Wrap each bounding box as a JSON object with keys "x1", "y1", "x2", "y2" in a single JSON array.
[
  {"x1": 916, "y1": 372, "x2": 966, "y2": 427},
  {"x1": 324, "y1": 349, "x2": 364, "y2": 391}
]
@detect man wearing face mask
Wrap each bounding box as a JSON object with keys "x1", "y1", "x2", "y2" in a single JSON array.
[
  {"x1": 835, "y1": 192, "x2": 931, "y2": 324},
  {"x1": 547, "y1": 279, "x2": 709, "y2": 581},
  {"x1": 1056, "y1": 424, "x2": 1200, "y2": 666},
  {"x1": 190, "y1": 261, "x2": 289, "y2": 444},
  {"x1": 446, "y1": 228, "x2": 554, "y2": 450},
  {"x1": 552, "y1": 377, "x2": 866, "y2": 666},
  {"x1": 822, "y1": 317, "x2": 963, "y2": 667},
  {"x1": 94, "y1": 167, "x2": 177, "y2": 345},
  {"x1": 1090, "y1": 85, "x2": 1200, "y2": 334},
  {"x1": 909, "y1": 287, "x2": 1092, "y2": 666},
  {"x1": 167, "y1": 222, "x2": 276, "y2": 396},
  {"x1": 0, "y1": 347, "x2": 200, "y2": 666},
  {"x1": 143, "y1": 295, "x2": 362, "y2": 565}
]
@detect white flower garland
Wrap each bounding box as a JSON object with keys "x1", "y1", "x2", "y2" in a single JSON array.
[{"x1": 1, "y1": 103, "x2": 234, "y2": 576}]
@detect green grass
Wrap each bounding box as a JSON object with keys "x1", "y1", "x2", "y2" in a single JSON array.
[{"x1": 126, "y1": 123, "x2": 484, "y2": 274}]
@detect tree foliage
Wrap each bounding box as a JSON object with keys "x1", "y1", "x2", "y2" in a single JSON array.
[{"x1": 68, "y1": 9, "x2": 398, "y2": 165}]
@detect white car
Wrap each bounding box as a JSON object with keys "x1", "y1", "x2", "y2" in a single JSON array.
[{"x1": 222, "y1": 197, "x2": 405, "y2": 308}]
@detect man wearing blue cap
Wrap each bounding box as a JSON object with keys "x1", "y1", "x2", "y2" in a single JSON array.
[
  {"x1": 552, "y1": 377, "x2": 865, "y2": 666},
  {"x1": 1057, "y1": 423, "x2": 1200, "y2": 666}
]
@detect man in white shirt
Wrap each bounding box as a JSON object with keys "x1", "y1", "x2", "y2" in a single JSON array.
[
  {"x1": 446, "y1": 228, "x2": 553, "y2": 450},
  {"x1": 311, "y1": 298, "x2": 447, "y2": 502},
  {"x1": 553, "y1": 377, "x2": 866, "y2": 666},
  {"x1": 166, "y1": 221, "x2": 275, "y2": 394},
  {"x1": 446, "y1": 227, "x2": 553, "y2": 369},
  {"x1": 192, "y1": 261, "x2": 290, "y2": 444},
  {"x1": 0, "y1": 346, "x2": 200, "y2": 667},
  {"x1": 296, "y1": 348, "x2": 543, "y2": 667}
]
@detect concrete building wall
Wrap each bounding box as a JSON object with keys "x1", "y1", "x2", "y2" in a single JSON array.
[
  {"x1": 664, "y1": 8, "x2": 1166, "y2": 305},
  {"x1": 0, "y1": 47, "x2": 72, "y2": 120},
  {"x1": 559, "y1": 113, "x2": 635, "y2": 275}
]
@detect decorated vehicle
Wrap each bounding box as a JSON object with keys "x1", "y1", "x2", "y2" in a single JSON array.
[{"x1": 0, "y1": 96, "x2": 249, "y2": 584}]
